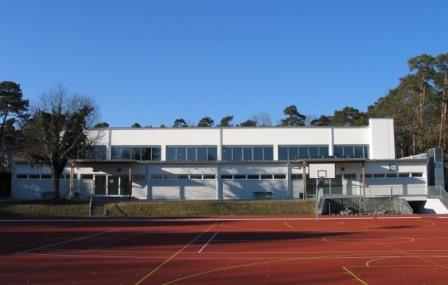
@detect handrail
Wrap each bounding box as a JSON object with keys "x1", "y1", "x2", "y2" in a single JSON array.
[{"x1": 89, "y1": 193, "x2": 93, "y2": 217}]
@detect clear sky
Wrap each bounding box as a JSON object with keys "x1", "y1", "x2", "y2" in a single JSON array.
[{"x1": 1, "y1": 0, "x2": 447, "y2": 127}]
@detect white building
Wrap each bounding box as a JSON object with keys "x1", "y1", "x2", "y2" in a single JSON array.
[{"x1": 10, "y1": 118, "x2": 443, "y2": 201}]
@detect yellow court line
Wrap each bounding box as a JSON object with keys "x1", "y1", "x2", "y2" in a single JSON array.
[
  {"x1": 283, "y1": 222, "x2": 293, "y2": 229},
  {"x1": 341, "y1": 266, "x2": 369, "y2": 285},
  {"x1": 133, "y1": 223, "x2": 215, "y2": 285}
]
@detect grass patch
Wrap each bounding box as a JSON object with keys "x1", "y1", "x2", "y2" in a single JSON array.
[
  {"x1": 106, "y1": 200, "x2": 315, "y2": 217},
  {"x1": 0, "y1": 201, "x2": 90, "y2": 217}
]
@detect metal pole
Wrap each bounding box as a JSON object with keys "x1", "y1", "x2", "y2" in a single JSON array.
[{"x1": 315, "y1": 179, "x2": 319, "y2": 221}]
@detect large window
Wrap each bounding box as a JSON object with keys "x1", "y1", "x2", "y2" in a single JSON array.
[
  {"x1": 278, "y1": 145, "x2": 329, "y2": 160},
  {"x1": 333, "y1": 145, "x2": 369, "y2": 158},
  {"x1": 222, "y1": 146, "x2": 273, "y2": 161},
  {"x1": 166, "y1": 146, "x2": 217, "y2": 161},
  {"x1": 78, "y1": 145, "x2": 107, "y2": 160},
  {"x1": 111, "y1": 146, "x2": 161, "y2": 161}
]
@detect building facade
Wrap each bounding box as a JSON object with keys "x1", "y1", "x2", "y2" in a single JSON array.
[{"x1": 11, "y1": 118, "x2": 434, "y2": 200}]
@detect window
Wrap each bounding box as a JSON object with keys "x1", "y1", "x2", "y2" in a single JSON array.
[
  {"x1": 190, "y1": 174, "x2": 202, "y2": 179},
  {"x1": 291, "y1": 174, "x2": 302, "y2": 180},
  {"x1": 278, "y1": 145, "x2": 329, "y2": 160},
  {"x1": 334, "y1": 145, "x2": 369, "y2": 158},
  {"x1": 177, "y1": 175, "x2": 189, "y2": 180},
  {"x1": 247, "y1": 175, "x2": 259, "y2": 179},
  {"x1": 221, "y1": 174, "x2": 233, "y2": 179},
  {"x1": 411, "y1": 172, "x2": 423, "y2": 177},
  {"x1": 207, "y1": 147, "x2": 217, "y2": 161},
  {"x1": 373, "y1": 174, "x2": 385, "y2": 178},
  {"x1": 233, "y1": 148, "x2": 243, "y2": 161},
  {"x1": 260, "y1": 174, "x2": 273, "y2": 179},
  {"x1": 222, "y1": 146, "x2": 274, "y2": 161},
  {"x1": 399, "y1": 173, "x2": 410, "y2": 178},
  {"x1": 111, "y1": 146, "x2": 161, "y2": 161},
  {"x1": 386, "y1": 173, "x2": 397, "y2": 178},
  {"x1": 82, "y1": 145, "x2": 107, "y2": 160},
  {"x1": 142, "y1": 148, "x2": 152, "y2": 160},
  {"x1": 278, "y1": 147, "x2": 288, "y2": 160},
  {"x1": 29, "y1": 174, "x2": 40, "y2": 179},
  {"x1": 81, "y1": 174, "x2": 93, "y2": 180},
  {"x1": 234, "y1": 175, "x2": 246, "y2": 179},
  {"x1": 263, "y1": 147, "x2": 273, "y2": 160},
  {"x1": 166, "y1": 146, "x2": 217, "y2": 161},
  {"x1": 187, "y1": 147, "x2": 196, "y2": 161},
  {"x1": 274, "y1": 174, "x2": 286, "y2": 179},
  {"x1": 150, "y1": 174, "x2": 163, "y2": 180},
  {"x1": 41, "y1": 174, "x2": 52, "y2": 179},
  {"x1": 343, "y1": 173, "x2": 356, "y2": 179},
  {"x1": 17, "y1": 174, "x2": 27, "y2": 179},
  {"x1": 203, "y1": 174, "x2": 216, "y2": 179}
]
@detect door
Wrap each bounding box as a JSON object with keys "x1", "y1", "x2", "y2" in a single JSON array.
[
  {"x1": 120, "y1": 175, "x2": 131, "y2": 196},
  {"x1": 0, "y1": 172, "x2": 11, "y2": 198},
  {"x1": 108, "y1": 176, "x2": 119, "y2": 195},
  {"x1": 94, "y1": 175, "x2": 106, "y2": 195}
]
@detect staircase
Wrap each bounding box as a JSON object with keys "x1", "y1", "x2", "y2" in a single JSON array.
[{"x1": 89, "y1": 196, "x2": 107, "y2": 217}]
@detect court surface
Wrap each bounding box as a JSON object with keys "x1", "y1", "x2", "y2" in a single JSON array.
[{"x1": 1, "y1": 215, "x2": 448, "y2": 284}]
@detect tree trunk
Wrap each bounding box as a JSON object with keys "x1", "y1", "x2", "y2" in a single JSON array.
[
  {"x1": 418, "y1": 81, "x2": 426, "y2": 151},
  {"x1": 52, "y1": 175, "x2": 60, "y2": 200}
]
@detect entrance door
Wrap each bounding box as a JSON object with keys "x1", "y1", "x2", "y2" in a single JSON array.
[
  {"x1": 120, "y1": 175, "x2": 130, "y2": 196},
  {"x1": 108, "y1": 176, "x2": 119, "y2": 195},
  {"x1": 94, "y1": 175, "x2": 106, "y2": 195},
  {"x1": 0, "y1": 172, "x2": 11, "y2": 198}
]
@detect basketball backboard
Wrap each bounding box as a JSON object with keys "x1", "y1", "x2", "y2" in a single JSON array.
[{"x1": 309, "y1": 163, "x2": 335, "y2": 179}]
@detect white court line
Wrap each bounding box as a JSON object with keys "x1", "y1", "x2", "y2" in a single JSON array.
[
  {"x1": 0, "y1": 216, "x2": 429, "y2": 223},
  {"x1": 198, "y1": 232, "x2": 218, "y2": 253},
  {"x1": 28, "y1": 252, "x2": 448, "y2": 262},
  {"x1": 15, "y1": 229, "x2": 115, "y2": 255}
]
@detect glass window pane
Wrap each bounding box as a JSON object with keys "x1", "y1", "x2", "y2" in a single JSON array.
[
  {"x1": 278, "y1": 147, "x2": 288, "y2": 160},
  {"x1": 233, "y1": 147, "x2": 242, "y2": 161},
  {"x1": 289, "y1": 147, "x2": 298, "y2": 160},
  {"x1": 142, "y1": 148, "x2": 152, "y2": 160},
  {"x1": 132, "y1": 148, "x2": 141, "y2": 160},
  {"x1": 207, "y1": 147, "x2": 217, "y2": 161},
  {"x1": 121, "y1": 147, "x2": 131, "y2": 159},
  {"x1": 111, "y1": 147, "x2": 121, "y2": 160},
  {"x1": 263, "y1": 147, "x2": 273, "y2": 160},
  {"x1": 197, "y1": 147, "x2": 207, "y2": 161},
  {"x1": 187, "y1": 147, "x2": 196, "y2": 161},
  {"x1": 177, "y1": 147, "x2": 186, "y2": 161},
  {"x1": 334, "y1": 146, "x2": 343, "y2": 157},
  {"x1": 298, "y1": 147, "x2": 308, "y2": 158},
  {"x1": 309, "y1": 147, "x2": 319, "y2": 158},
  {"x1": 354, "y1": 146, "x2": 363, "y2": 158},
  {"x1": 222, "y1": 147, "x2": 231, "y2": 161},
  {"x1": 253, "y1": 147, "x2": 263, "y2": 161},
  {"x1": 151, "y1": 147, "x2": 161, "y2": 161},
  {"x1": 166, "y1": 147, "x2": 176, "y2": 161},
  {"x1": 343, "y1": 146, "x2": 354, "y2": 157},
  {"x1": 319, "y1": 147, "x2": 329, "y2": 157},
  {"x1": 243, "y1": 147, "x2": 252, "y2": 161}
]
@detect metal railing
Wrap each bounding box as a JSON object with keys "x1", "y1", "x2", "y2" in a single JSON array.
[{"x1": 89, "y1": 193, "x2": 93, "y2": 217}]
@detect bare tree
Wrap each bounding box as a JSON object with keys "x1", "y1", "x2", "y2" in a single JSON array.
[{"x1": 22, "y1": 86, "x2": 98, "y2": 199}]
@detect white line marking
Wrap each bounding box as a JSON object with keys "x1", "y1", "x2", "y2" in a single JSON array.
[
  {"x1": 0, "y1": 216, "x2": 430, "y2": 223},
  {"x1": 198, "y1": 232, "x2": 218, "y2": 253},
  {"x1": 15, "y1": 230, "x2": 114, "y2": 255}
]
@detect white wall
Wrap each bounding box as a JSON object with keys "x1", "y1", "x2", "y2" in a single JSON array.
[{"x1": 369, "y1": 118, "x2": 395, "y2": 159}]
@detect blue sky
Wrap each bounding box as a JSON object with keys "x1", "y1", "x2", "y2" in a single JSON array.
[{"x1": 1, "y1": 0, "x2": 447, "y2": 127}]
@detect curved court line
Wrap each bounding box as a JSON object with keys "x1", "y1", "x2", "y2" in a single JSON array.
[
  {"x1": 161, "y1": 253, "x2": 408, "y2": 285},
  {"x1": 133, "y1": 223, "x2": 216, "y2": 285}
]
